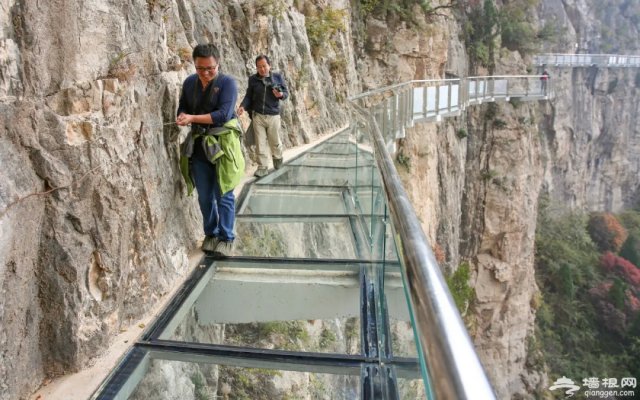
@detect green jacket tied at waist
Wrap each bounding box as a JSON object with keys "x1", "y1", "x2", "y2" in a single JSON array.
[{"x1": 180, "y1": 118, "x2": 245, "y2": 196}]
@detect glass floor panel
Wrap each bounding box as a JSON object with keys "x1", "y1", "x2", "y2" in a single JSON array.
[
  {"x1": 234, "y1": 216, "x2": 359, "y2": 259},
  {"x1": 361, "y1": 216, "x2": 398, "y2": 262},
  {"x1": 395, "y1": 370, "x2": 428, "y2": 400},
  {"x1": 238, "y1": 186, "x2": 350, "y2": 215},
  {"x1": 108, "y1": 349, "x2": 362, "y2": 400},
  {"x1": 309, "y1": 141, "x2": 360, "y2": 155},
  {"x1": 255, "y1": 165, "x2": 381, "y2": 187},
  {"x1": 157, "y1": 260, "x2": 362, "y2": 355},
  {"x1": 289, "y1": 152, "x2": 374, "y2": 168},
  {"x1": 93, "y1": 128, "x2": 428, "y2": 399},
  {"x1": 355, "y1": 186, "x2": 386, "y2": 216}
]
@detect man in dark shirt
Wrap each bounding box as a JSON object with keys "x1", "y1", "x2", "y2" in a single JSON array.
[
  {"x1": 237, "y1": 55, "x2": 288, "y2": 177},
  {"x1": 176, "y1": 44, "x2": 242, "y2": 255}
]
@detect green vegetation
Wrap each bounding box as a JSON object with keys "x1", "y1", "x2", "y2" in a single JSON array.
[
  {"x1": 456, "y1": 128, "x2": 468, "y2": 139},
  {"x1": 446, "y1": 262, "x2": 475, "y2": 315},
  {"x1": 587, "y1": 212, "x2": 628, "y2": 253},
  {"x1": 463, "y1": 0, "x2": 498, "y2": 70},
  {"x1": 396, "y1": 151, "x2": 411, "y2": 171},
  {"x1": 358, "y1": 0, "x2": 454, "y2": 26},
  {"x1": 236, "y1": 225, "x2": 286, "y2": 257},
  {"x1": 509, "y1": 97, "x2": 522, "y2": 109},
  {"x1": 492, "y1": 118, "x2": 507, "y2": 129},
  {"x1": 463, "y1": 0, "x2": 556, "y2": 71},
  {"x1": 107, "y1": 51, "x2": 137, "y2": 82},
  {"x1": 319, "y1": 328, "x2": 337, "y2": 348},
  {"x1": 480, "y1": 169, "x2": 498, "y2": 181},
  {"x1": 305, "y1": 7, "x2": 347, "y2": 57},
  {"x1": 593, "y1": 0, "x2": 640, "y2": 53},
  {"x1": 345, "y1": 317, "x2": 360, "y2": 343},
  {"x1": 256, "y1": 0, "x2": 287, "y2": 18},
  {"x1": 534, "y1": 197, "x2": 640, "y2": 384},
  {"x1": 190, "y1": 372, "x2": 209, "y2": 400},
  {"x1": 218, "y1": 366, "x2": 282, "y2": 399},
  {"x1": 225, "y1": 321, "x2": 310, "y2": 351}
]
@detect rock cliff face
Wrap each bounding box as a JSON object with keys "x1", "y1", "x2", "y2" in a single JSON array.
[
  {"x1": 398, "y1": 101, "x2": 545, "y2": 399},
  {"x1": 538, "y1": 0, "x2": 640, "y2": 212},
  {"x1": 541, "y1": 66, "x2": 640, "y2": 212},
  {"x1": 1, "y1": 0, "x2": 638, "y2": 399},
  {"x1": 0, "y1": 1, "x2": 352, "y2": 399}
]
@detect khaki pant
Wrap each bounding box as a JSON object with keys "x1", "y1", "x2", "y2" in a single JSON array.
[{"x1": 253, "y1": 113, "x2": 283, "y2": 168}]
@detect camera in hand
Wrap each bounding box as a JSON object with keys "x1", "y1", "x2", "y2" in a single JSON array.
[{"x1": 269, "y1": 83, "x2": 284, "y2": 92}]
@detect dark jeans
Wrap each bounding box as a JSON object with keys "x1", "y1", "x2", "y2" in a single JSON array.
[{"x1": 191, "y1": 155, "x2": 236, "y2": 241}]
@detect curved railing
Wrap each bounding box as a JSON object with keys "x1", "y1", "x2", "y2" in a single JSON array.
[
  {"x1": 534, "y1": 53, "x2": 640, "y2": 67},
  {"x1": 351, "y1": 75, "x2": 554, "y2": 131},
  {"x1": 347, "y1": 77, "x2": 537, "y2": 399}
]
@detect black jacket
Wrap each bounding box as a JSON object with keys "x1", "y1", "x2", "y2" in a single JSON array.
[{"x1": 240, "y1": 72, "x2": 288, "y2": 116}]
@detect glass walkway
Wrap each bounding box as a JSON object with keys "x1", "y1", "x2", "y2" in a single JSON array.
[
  {"x1": 90, "y1": 55, "x2": 640, "y2": 399},
  {"x1": 92, "y1": 128, "x2": 434, "y2": 399},
  {"x1": 92, "y1": 72, "x2": 567, "y2": 399}
]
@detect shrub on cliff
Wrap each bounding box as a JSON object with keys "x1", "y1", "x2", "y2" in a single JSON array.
[
  {"x1": 534, "y1": 200, "x2": 637, "y2": 380},
  {"x1": 587, "y1": 212, "x2": 628, "y2": 253},
  {"x1": 600, "y1": 252, "x2": 640, "y2": 288},
  {"x1": 620, "y1": 234, "x2": 640, "y2": 267}
]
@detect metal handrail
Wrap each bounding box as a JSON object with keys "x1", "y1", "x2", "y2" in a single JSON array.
[
  {"x1": 349, "y1": 99, "x2": 497, "y2": 398},
  {"x1": 536, "y1": 52, "x2": 640, "y2": 57},
  {"x1": 534, "y1": 53, "x2": 640, "y2": 67}
]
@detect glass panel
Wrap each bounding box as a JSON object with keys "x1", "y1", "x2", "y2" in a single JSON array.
[
  {"x1": 468, "y1": 81, "x2": 476, "y2": 98},
  {"x1": 438, "y1": 85, "x2": 448, "y2": 111},
  {"x1": 158, "y1": 261, "x2": 362, "y2": 355},
  {"x1": 255, "y1": 165, "x2": 380, "y2": 187},
  {"x1": 361, "y1": 216, "x2": 398, "y2": 262},
  {"x1": 384, "y1": 268, "x2": 419, "y2": 358},
  {"x1": 125, "y1": 352, "x2": 362, "y2": 400},
  {"x1": 289, "y1": 152, "x2": 374, "y2": 168},
  {"x1": 426, "y1": 87, "x2": 436, "y2": 114},
  {"x1": 494, "y1": 79, "x2": 507, "y2": 96},
  {"x1": 234, "y1": 216, "x2": 359, "y2": 259},
  {"x1": 239, "y1": 186, "x2": 348, "y2": 215},
  {"x1": 325, "y1": 133, "x2": 352, "y2": 144},
  {"x1": 354, "y1": 186, "x2": 385, "y2": 216},
  {"x1": 412, "y1": 87, "x2": 424, "y2": 115},
  {"x1": 310, "y1": 142, "x2": 359, "y2": 155},
  {"x1": 450, "y1": 84, "x2": 459, "y2": 109},
  {"x1": 354, "y1": 122, "x2": 372, "y2": 148},
  {"x1": 395, "y1": 369, "x2": 428, "y2": 400}
]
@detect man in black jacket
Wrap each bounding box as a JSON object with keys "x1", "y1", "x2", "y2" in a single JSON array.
[{"x1": 238, "y1": 55, "x2": 288, "y2": 177}]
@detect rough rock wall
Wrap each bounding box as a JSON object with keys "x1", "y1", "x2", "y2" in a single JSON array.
[
  {"x1": 2, "y1": 0, "x2": 635, "y2": 399},
  {"x1": 541, "y1": 66, "x2": 640, "y2": 212},
  {"x1": 539, "y1": 0, "x2": 640, "y2": 54},
  {"x1": 383, "y1": 7, "x2": 545, "y2": 397},
  {"x1": 0, "y1": 1, "x2": 354, "y2": 399},
  {"x1": 399, "y1": 106, "x2": 544, "y2": 399},
  {"x1": 538, "y1": 0, "x2": 640, "y2": 212},
  {"x1": 461, "y1": 102, "x2": 545, "y2": 398}
]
